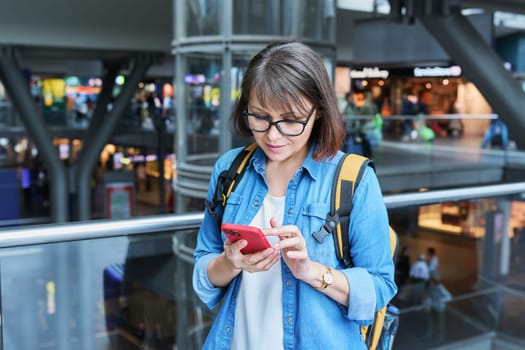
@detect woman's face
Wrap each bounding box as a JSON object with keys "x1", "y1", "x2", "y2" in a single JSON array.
[{"x1": 246, "y1": 93, "x2": 316, "y2": 165}]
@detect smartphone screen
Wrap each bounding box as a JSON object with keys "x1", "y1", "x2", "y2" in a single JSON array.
[{"x1": 221, "y1": 223, "x2": 271, "y2": 254}]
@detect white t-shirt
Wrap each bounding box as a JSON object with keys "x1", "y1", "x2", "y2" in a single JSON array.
[{"x1": 230, "y1": 194, "x2": 285, "y2": 350}]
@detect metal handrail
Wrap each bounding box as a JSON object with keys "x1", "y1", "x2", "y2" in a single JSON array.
[
  {"x1": 0, "y1": 212, "x2": 203, "y2": 248},
  {"x1": 0, "y1": 182, "x2": 524, "y2": 248},
  {"x1": 342, "y1": 113, "x2": 498, "y2": 120},
  {"x1": 384, "y1": 182, "x2": 525, "y2": 209}
]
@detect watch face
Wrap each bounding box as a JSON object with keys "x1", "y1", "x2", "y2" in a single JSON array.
[{"x1": 324, "y1": 270, "x2": 334, "y2": 285}]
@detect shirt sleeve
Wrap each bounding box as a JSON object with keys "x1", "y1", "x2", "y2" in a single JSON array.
[
  {"x1": 340, "y1": 166, "x2": 397, "y2": 324},
  {"x1": 192, "y1": 154, "x2": 231, "y2": 309}
]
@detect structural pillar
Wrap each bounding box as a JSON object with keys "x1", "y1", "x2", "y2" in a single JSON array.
[{"x1": 0, "y1": 50, "x2": 68, "y2": 222}]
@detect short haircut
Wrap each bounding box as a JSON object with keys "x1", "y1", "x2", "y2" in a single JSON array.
[{"x1": 231, "y1": 41, "x2": 345, "y2": 160}]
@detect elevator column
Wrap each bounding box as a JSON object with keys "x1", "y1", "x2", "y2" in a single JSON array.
[{"x1": 172, "y1": 0, "x2": 337, "y2": 212}]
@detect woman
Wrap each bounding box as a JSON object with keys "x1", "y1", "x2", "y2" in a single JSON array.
[{"x1": 193, "y1": 41, "x2": 396, "y2": 349}]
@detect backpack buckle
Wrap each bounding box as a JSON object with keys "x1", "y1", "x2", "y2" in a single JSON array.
[
  {"x1": 312, "y1": 213, "x2": 339, "y2": 243},
  {"x1": 312, "y1": 226, "x2": 330, "y2": 243}
]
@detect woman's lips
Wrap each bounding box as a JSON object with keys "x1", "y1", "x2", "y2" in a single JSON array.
[{"x1": 267, "y1": 144, "x2": 285, "y2": 152}]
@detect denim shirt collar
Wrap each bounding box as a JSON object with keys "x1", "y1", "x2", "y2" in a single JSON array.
[{"x1": 249, "y1": 143, "x2": 321, "y2": 182}]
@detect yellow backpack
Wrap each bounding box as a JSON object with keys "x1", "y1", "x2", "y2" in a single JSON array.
[{"x1": 328, "y1": 153, "x2": 399, "y2": 350}]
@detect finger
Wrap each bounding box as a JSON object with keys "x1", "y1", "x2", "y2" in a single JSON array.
[
  {"x1": 246, "y1": 248, "x2": 276, "y2": 263},
  {"x1": 274, "y1": 225, "x2": 303, "y2": 239},
  {"x1": 257, "y1": 253, "x2": 281, "y2": 271},
  {"x1": 243, "y1": 252, "x2": 278, "y2": 272},
  {"x1": 230, "y1": 239, "x2": 247, "y2": 252},
  {"x1": 263, "y1": 218, "x2": 282, "y2": 238},
  {"x1": 267, "y1": 228, "x2": 296, "y2": 240},
  {"x1": 276, "y1": 232, "x2": 294, "y2": 240},
  {"x1": 275, "y1": 236, "x2": 304, "y2": 249},
  {"x1": 277, "y1": 224, "x2": 302, "y2": 234},
  {"x1": 285, "y1": 250, "x2": 308, "y2": 260}
]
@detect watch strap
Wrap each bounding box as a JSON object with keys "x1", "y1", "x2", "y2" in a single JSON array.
[{"x1": 315, "y1": 266, "x2": 333, "y2": 290}]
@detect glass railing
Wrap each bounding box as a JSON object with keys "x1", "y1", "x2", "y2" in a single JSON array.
[
  {"x1": 0, "y1": 101, "x2": 174, "y2": 131},
  {"x1": 0, "y1": 214, "x2": 202, "y2": 350},
  {"x1": 393, "y1": 284, "x2": 525, "y2": 349},
  {"x1": 175, "y1": 115, "x2": 525, "y2": 207},
  {"x1": 1, "y1": 184, "x2": 525, "y2": 349}
]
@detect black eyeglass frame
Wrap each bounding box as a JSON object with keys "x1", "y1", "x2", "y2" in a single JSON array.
[{"x1": 242, "y1": 107, "x2": 316, "y2": 137}]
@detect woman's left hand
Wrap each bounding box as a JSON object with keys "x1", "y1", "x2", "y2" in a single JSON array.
[
  {"x1": 267, "y1": 218, "x2": 350, "y2": 305},
  {"x1": 266, "y1": 217, "x2": 312, "y2": 281}
]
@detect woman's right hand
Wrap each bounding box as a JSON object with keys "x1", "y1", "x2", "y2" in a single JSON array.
[
  {"x1": 208, "y1": 234, "x2": 280, "y2": 287},
  {"x1": 223, "y1": 238, "x2": 280, "y2": 273}
]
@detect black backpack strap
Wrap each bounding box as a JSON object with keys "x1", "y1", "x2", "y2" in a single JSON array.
[
  {"x1": 205, "y1": 143, "x2": 257, "y2": 228},
  {"x1": 331, "y1": 153, "x2": 373, "y2": 268}
]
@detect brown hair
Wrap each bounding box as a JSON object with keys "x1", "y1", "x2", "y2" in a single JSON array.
[{"x1": 231, "y1": 41, "x2": 345, "y2": 160}]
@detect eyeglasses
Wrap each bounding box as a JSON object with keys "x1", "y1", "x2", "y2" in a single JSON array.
[{"x1": 242, "y1": 107, "x2": 315, "y2": 137}]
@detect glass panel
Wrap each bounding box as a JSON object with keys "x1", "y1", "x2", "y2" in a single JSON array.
[
  {"x1": 172, "y1": 230, "x2": 217, "y2": 349},
  {"x1": 395, "y1": 289, "x2": 499, "y2": 349},
  {"x1": 184, "y1": 52, "x2": 222, "y2": 157},
  {"x1": 388, "y1": 197, "x2": 525, "y2": 320},
  {"x1": 181, "y1": 192, "x2": 525, "y2": 348},
  {"x1": 298, "y1": 0, "x2": 333, "y2": 41},
  {"x1": 396, "y1": 286, "x2": 525, "y2": 348},
  {"x1": 0, "y1": 89, "x2": 22, "y2": 127},
  {"x1": 0, "y1": 97, "x2": 9, "y2": 127},
  {"x1": 0, "y1": 232, "x2": 178, "y2": 349},
  {"x1": 184, "y1": 0, "x2": 222, "y2": 37},
  {"x1": 2, "y1": 186, "x2": 525, "y2": 349},
  {"x1": 322, "y1": 55, "x2": 335, "y2": 83},
  {"x1": 232, "y1": 0, "x2": 288, "y2": 35},
  {"x1": 361, "y1": 117, "x2": 509, "y2": 194},
  {"x1": 231, "y1": 51, "x2": 257, "y2": 148}
]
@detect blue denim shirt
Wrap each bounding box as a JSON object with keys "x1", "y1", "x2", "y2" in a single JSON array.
[{"x1": 193, "y1": 145, "x2": 397, "y2": 349}]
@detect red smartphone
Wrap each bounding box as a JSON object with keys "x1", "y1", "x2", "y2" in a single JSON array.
[{"x1": 221, "y1": 223, "x2": 271, "y2": 254}]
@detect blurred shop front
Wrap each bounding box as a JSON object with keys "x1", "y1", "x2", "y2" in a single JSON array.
[
  {"x1": 4, "y1": 69, "x2": 175, "y2": 130},
  {"x1": 415, "y1": 198, "x2": 525, "y2": 281},
  {"x1": 334, "y1": 11, "x2": 496, "y2": 138},
  {"x1": 0, "y1": 134, "x2": 177, "y2": 221},
  {"x1": 0, "y1": 67, "x2": 176, "y2": 220},
  {"x1": 91, "y1": 144, "x2": 177, "y2": 219},
  {"x1": 335, "y1": 64, "x2": 492, "y2": 137},
  {"x1": 415, "y1": 199, "x2": 525, "y2": 239}
]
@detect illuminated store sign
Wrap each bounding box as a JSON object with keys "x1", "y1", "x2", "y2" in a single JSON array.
[
  {"x1": 185, "y1": 74, "x2": 206, "y2": 84},
  {"x1": 350, "y1": 67, "x2": 389, "y2": 79},
  {"x1": 413, "y1": 66, "x2": 462, "y2": 77}
]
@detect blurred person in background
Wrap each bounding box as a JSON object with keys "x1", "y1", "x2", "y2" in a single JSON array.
[{"x1": 481, "y1": 118, "x2": 509, "y2": 150}]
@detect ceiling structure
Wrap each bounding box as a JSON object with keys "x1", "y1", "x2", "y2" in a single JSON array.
[{"x1": 0, "y1": 0, "x2": 524, "y2": 74}]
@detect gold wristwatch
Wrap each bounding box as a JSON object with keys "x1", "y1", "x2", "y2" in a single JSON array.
[{"x1": 316, "y1": 266, "x2": 334, "y2": 290}]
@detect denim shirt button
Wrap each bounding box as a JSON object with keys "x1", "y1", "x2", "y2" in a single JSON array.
[
  {"x1": 286, "y1": 280, "x2": 292, "y2": 286},
  {"x1": 287, "y1": 208, "x2": 293, "y2": 214},
  {"x1": 254, "y1": 200, "x2": 260, "y2": 207},
  {"x1": 225, "y1": 326, "x2": 231, "y2": 333},
  {"x1": 287, "y1": 316, "x2": 293, "y2": 324}
]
